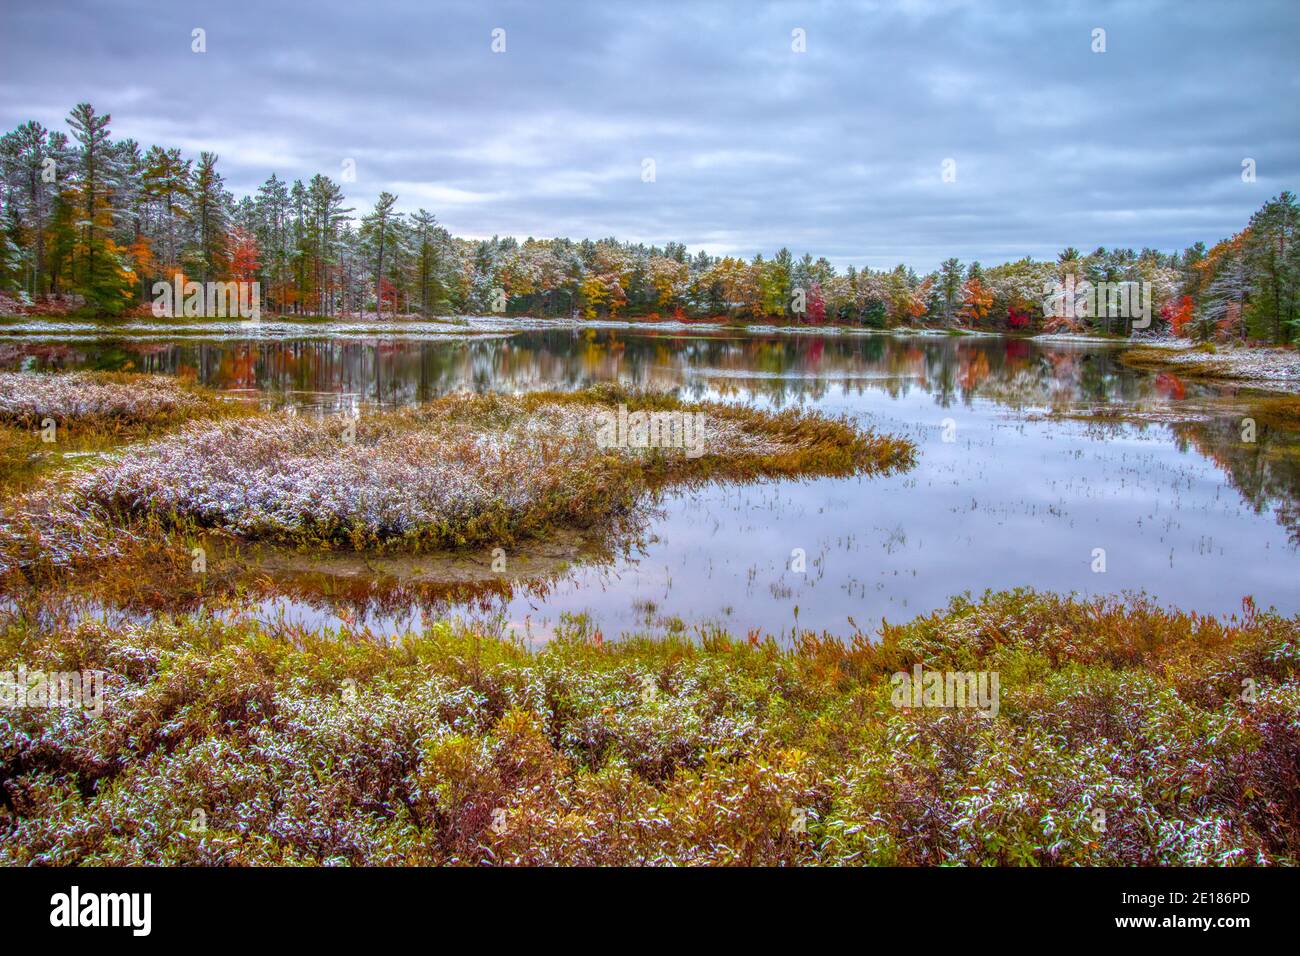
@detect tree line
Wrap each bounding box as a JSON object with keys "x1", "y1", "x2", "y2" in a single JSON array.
[{"x1": 1, "y1": 104, "x2": 1296, "y2": 342}]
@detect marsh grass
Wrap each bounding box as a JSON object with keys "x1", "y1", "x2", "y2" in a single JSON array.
[
  {"x1": 1121, "y1": 346, "x2": 1230, "y2": 379},
  {"x1": 1246, "y1": 394, "x2": 1300, "y2": 431},
  {"x1": 0, "y1": 423, "x2": 41, "y2": 488},
  {"x1": 1121, "y1": 344, "x2": 1300, "y2": 392},
  {"x1": 0, "y1": 386, "x2": 912, "y2": 595},
  {"x1": 0, "y1": 589, "x2": 1294, "y2": 866},
  {"x1": 0, "y1": 370, "x2": 231, "y2": 433},
  {"x1": 0, "y1": 371, "x2": 253, "y2": 493}
]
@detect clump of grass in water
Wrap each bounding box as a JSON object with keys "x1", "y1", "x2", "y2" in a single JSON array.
[
  {"x1": 1247, "y1": 394, "x2": 1300, "y2": 431},
  {"x1": 3, "y1": 387, "x2": 913, "y2": 576},
  {"x1": 1120, "y1": 345, "x2": 1222, "y2": 378},
  {"x1": 0, "y1": 589, "x2": 1294, "y2": 866}
]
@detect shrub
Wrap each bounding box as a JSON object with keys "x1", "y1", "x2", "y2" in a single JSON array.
[{"x1": 2, "y1": 590, "x2": 1295, "y2": 866}]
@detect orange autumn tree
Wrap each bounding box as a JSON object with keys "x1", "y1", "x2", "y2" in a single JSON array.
[
  {"x1": 961, "y1": 277, "x2": 993, "y2": 323},
  {"x1": 647, "y1": 255, "x2": 689, "y2": 310},
  {"x1": 127, "y1": 235, "x2": 155, "y2": 302},
  {"x1": 889, "y1": 273, "x2": 932, "y2": 324},
  {"x1": 1189, "y1": 229, "x2": 1251, "y2": 341},
  {"x1": 1161, "y1": 295, "x2": 1194, "y2": 336}
]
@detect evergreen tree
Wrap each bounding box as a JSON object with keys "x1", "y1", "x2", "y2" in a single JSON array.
[
  {"x1": 66, "y1": 103, "x2": 131, "y2": 312},
  {"x1": 190, "y1": 151, "x2": 230, "y2": 282},
  {"x1": 938, "y1": 257, "x2": 964, "y2": 324},
  {"x1": 0, "y1": 121, "x2": 65, "y2": 296},
  {"x1": 361, "y1": 191, "x2": 399, "y2": 317},
  {"x1": 1242, "y1": 192, "x2": 1300, "y2": 343}
]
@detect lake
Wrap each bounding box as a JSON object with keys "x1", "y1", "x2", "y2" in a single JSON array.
[{"x1": 4, "y1": 325, "x2": 1296, "y2": 639}]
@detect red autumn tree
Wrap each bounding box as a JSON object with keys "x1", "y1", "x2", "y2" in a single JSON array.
[
  {"x1": 229, "y1": 227, "x2": 261, "y2": 283},
  {"x1": 807, "y1": 281, "x2": 826, "y2": 323},
  {"x1": 377, "y1": 276, "x2": 398, "y2": 312},
  {"x1": 1160, "y1": 294, "x2": 1194, "y2": 337}
]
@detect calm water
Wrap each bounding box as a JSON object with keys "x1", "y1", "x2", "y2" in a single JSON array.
[{"x1": 6, "y1": 327, "x2": 1298, "y2": 637}]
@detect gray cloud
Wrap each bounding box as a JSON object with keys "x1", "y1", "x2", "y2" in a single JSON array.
[{"x1": 2, "y1": 0, "x2": 1297, "y2": 271}]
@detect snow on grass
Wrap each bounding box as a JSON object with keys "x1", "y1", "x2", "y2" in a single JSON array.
[
  {"x1": 0, "y1": 371, "x2": 213, "y2": 429},
  {"x1": 83, "y1": 400, "x2": 634, "y2": 548},
  {"x1": 0, "y1": 388, "x2": 912, "y2": 575},
  {"x1": 2, "y1": 590, "x2": 1296, "y2": 865},
  {"x1": 1121, "y1": 345, "x2": 1300, "y2": 392}
]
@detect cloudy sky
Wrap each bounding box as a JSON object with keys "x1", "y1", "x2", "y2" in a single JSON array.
[{"x1": 2, "y1": 0, "x2": 1297, "y2": 271}]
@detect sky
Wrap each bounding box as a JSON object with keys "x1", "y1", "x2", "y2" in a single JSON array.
[{"x1": 2, "y1": 0, "x2": 1297, "y2": 272}]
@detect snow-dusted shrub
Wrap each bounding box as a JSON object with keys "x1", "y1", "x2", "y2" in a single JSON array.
[
  {"x1": 1, "y1": 592, "x2": 1295, "y2": 865},
  {"x1": 81, "y1": 401, "x2": 642, "y2": 549},
  {"x1": 0, "y1": 371, "x2": 212, "y2": 429},
  {"x1": 73, "y1": 389, "x2": 910, "y2": 551}
]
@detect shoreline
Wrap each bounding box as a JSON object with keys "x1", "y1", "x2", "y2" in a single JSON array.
[
  {"x1": 6, "y1": 313, "x2": 1297, "y2": 395},
  {"x1": 1120, "y1": 343, "x2": 1300, "y2": 394},
  {"x1": 0, "y1": 311, "x2": 1084, "y2": 338}
]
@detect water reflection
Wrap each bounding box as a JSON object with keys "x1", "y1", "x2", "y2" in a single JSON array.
[
  {"x1": 3, "y1": 329, "x2": 1152, "y2": 409},
  {"x1": 4, "y1": 329, "x2": 1297, "y2": 636}
]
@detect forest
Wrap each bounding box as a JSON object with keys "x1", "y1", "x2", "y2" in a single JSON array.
[{"x1": 1, "y1": 104, "x2": 1297, "y2": 342}]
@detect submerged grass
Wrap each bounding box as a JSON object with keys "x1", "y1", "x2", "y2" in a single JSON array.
[
  {"x1": 1050, "y1": 385, "x2": 1300, "y2": 444},
  {"x1": 0, "y1": 589, "x2": 1295, "y2": 866}
]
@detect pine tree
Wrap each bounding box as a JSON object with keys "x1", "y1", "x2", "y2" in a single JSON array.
[
  {"x1": 190, "y1": 151, "x2": 229, "y2": 282},
  {"x1": 304, "y1": 175, "x2": 351, "y2": 315},
  {"x1": 0, "y1": 121, "x2": 65, "y2": 297},
  {"x1": 142, "y1": 146, "x2": 191, "y2": 279},
  {"x1": 938, "y1": 258, "x2": 964, "y2": 324},
  {"x1": 361, "y1": 191, "x2": 398, "y2": 318},
  {"x1": 1242, "y1": 192, "x2": 1299, "y2": 343},
  {"x1": 409, "y1": 208, "x2": 439, "y2": 316},
  {"x1": 66, "y1": 103, "x2": 131, "y2": 312},
  {"x1": 255, "y1": 174, "x2": 291, "y2": 313}
]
